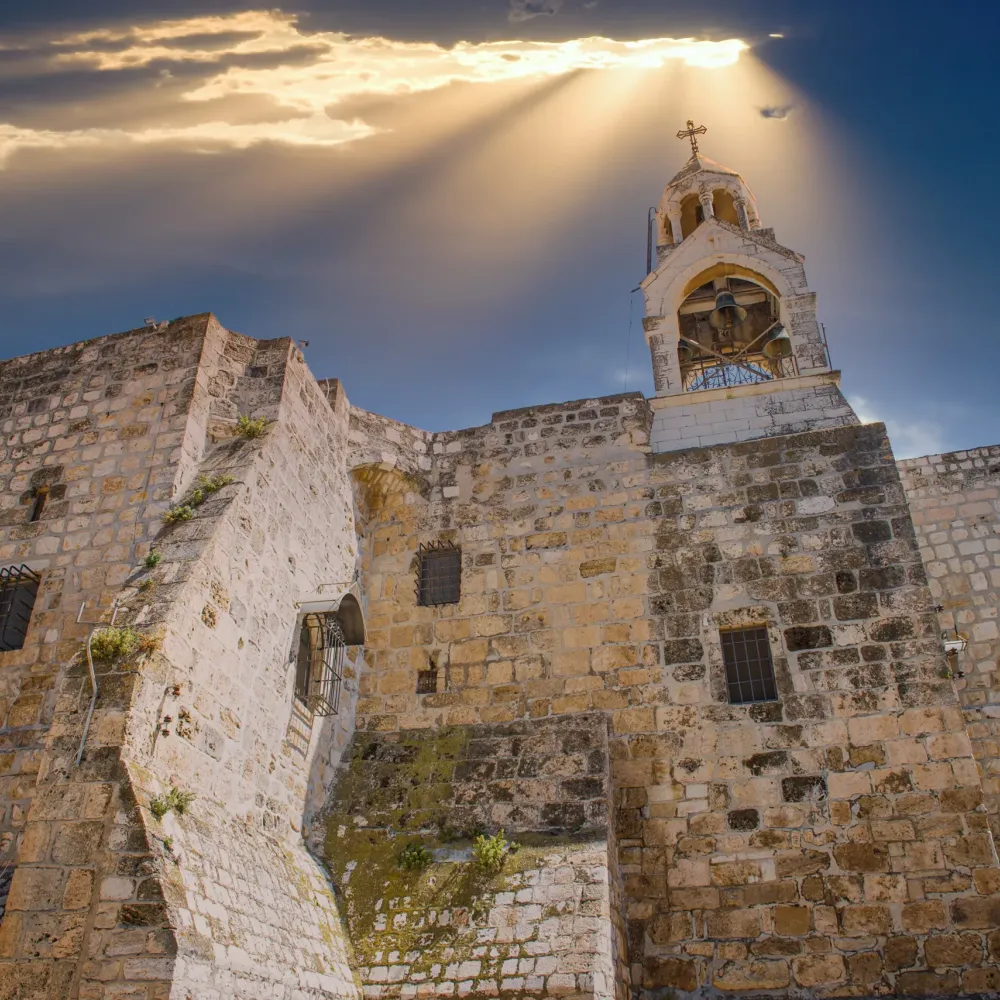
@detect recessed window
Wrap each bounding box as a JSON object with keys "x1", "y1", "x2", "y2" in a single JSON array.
[
  {"x1": 417, "y1": 544, "x2": 461, "y2": 607},
  {"x1": 0, "y1": 565, "x2": 40, "y2": 652},
  {"x1": 294, "y1": 613, "x2": 345, "y2": 716},
  {"x1": 29, "y1": 487, "x2": 49, "y2": 523},
  {"x1": 721, "y1": 626, "x2": 777, "y2": 704},
  {"x1": 416, "y1": 668, "x2": 438, "y2": 694}
]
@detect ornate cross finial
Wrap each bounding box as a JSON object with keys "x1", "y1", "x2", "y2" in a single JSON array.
[{"x1": 676, "y1": 119, "x2": 707, "y2": 156}]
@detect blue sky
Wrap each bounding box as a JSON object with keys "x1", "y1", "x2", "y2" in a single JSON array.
[{"x1": 0, "y1": 1, "x2": 997, "y2": 457}]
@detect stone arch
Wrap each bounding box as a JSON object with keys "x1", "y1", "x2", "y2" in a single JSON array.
[
  {"x1": 679, "y1": 192, "x2": 704, "y2": 239},
  {"x1": 670, "y1": 257, "x2": 796, "y2": 317},
  {"x1": 712, "y1": 189, "x2": 739, "y2": 225}
]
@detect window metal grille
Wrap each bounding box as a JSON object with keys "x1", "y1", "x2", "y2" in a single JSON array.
[
  {"x1": 417, "y1": 543, "x2": 461, "y2": 607},
  {"x1": 294, "y1": 612, "x2": 345, "y2": 716},
  {"x1": 0, "y1": 565, "x2": 40, "y2": 652},
  {"x1": 720, "y1": 626, "x2": 777, "y2": 704},
  {"x1": 416, "y1": 668, "x2": 438, "y2": 694}
]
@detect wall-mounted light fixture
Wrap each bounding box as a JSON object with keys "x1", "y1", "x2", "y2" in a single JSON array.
[{"x1": 942, "y1": 628, "x2": 968, "y2": 677}]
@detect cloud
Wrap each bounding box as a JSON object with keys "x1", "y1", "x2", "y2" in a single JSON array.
[
  {"x1": 508, "y1": 0, "x2": 564, "y2": 21},
  {"x1": 849, "y1": 396, "x2": 944, "y2": 460},
  {"x1": 0, "y1": 10, "x2": 747, "y2": 164},
  {"x1": 759, "y1": 104, "x2": 793, "y2": 120}
]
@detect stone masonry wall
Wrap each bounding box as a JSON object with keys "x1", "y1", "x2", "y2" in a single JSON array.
[
  {"x1": 320, "y1": 714, "x2": 625, "y2": 1000},
  {"x1": 0, "y1": 316, "x2": 363, "y2": 999},
  {"x1": 899, "y1": 446, "x2": 1000, "y2": 841},
  {"x1": 0, "y1": 316, "x2": 215, "y2": 999},
  {"x1": 350, "y1": 392, "x2": 1000, "y2": 997},
  {"x1": 87, "y1": 333, "x2": 364, "y2": 998}
]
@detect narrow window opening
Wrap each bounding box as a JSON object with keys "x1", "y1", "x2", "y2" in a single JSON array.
[
  {"x1": 29, "y1": 487, "x2": 48, "y2": 523},
  {"x1": 720, "y1": 626, "x2": 777, "y2": 704},
  {"x1": 694, "y1": 203, "x2": 705, "y2": 224},
  {"x1": 0, "y1": 565, "x2": 40, "y2": 652},
  {"x1": 417, "y1": 543, "x2": 461, "y2": 606}
]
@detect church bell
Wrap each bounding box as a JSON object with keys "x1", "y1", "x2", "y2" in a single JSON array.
[
  {"x1": 762, "y1": 324, "x2": 792, "y2": 360},
  {"x1": 708, "y1": 290, "x2": 747, "y2": 332},
  {"x1": 677, "y1": 338, "x2": 696, "y2": 364}
]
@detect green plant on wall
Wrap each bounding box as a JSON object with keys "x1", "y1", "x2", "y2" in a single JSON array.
[
  {"x1": 89, "y1": 626, "x2": 162, "y2": 664},
  {"x1": 143, "y1": 550, "x2": 162, "y2": 568},
  {"x1": 235, "y1": 414, "x2": 271, "y2": 439},
  {"x1": 149, "y1": 786, "x2": 196, "y2": 820},
  {"x1": 397, "y1": 842, "x2": 433, "y2": 872},
  {"x1": 472, "y1": 830, "x2": 515, "y2": 875},
  {"x1": 162, "y1": 472, "x2": 235, "y2": 523}
]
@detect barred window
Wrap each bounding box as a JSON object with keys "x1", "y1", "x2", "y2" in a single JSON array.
[
  {"x1": 0, "y1": 566, "x2": 40, "y2": 652},
  {"x1": 720, "y1": 626, "x2": 777, "y2": 704},
  {"x1": 417, "y1": 544, "x2": 461, "y2": 607},
  {"x1": 293, "y1": 613, "x2": 346, "y2": 716}
]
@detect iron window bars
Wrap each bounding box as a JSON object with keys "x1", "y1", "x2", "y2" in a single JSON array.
[
  {"x1": 294, "y1": 612, "x2": 346, "y2": 717},
  {"x1": 416, "y1": 543, "x2": 461, "y2": 607},
  {"x1": 720, "y1": 626, "x2": 778, "y2": 704},
  {"x1": 0, "y1": 565, "x2": 40, "y2": 652}
]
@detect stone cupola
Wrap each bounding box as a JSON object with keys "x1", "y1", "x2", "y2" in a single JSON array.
[{"x1": 653, "y1": 152, "x2": 760, "y2": 250}]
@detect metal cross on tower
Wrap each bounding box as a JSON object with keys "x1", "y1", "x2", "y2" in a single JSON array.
[{"x1": 676, "y1": 119, "x2": 707, "y2": 156}]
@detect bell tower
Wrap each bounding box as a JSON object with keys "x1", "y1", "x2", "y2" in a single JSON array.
[{"x1": 640, "y1": 122, "x2": 858, "y2": 452}]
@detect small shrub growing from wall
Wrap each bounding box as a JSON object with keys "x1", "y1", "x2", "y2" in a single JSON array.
[
  {"x1": 472, "y1": 830, "x2": 515, "y2": 875},
  {"x1": 89, "y1": 626, "x2": 162, "y2": 664},
  {"x1": 163, "y1": 473, "x2": 235, "y2": 523},
  {"x1": 397, "y1": 843, "x2": 433, "y2": 871},
  {"x1": 236, "y1": 414, "x2": 271, "y2": 439},
  {"x1": 150, "y1": 786, "x2": 196, "y2": 820}
]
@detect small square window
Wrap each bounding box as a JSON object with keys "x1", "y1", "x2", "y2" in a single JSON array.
[
  {"x1": 416, "y1": 668, "x2": 438, "y2": 694},
  {"x1": 417, "y1": 544, "x2": 461, "y2": 607},
  {"x1": 0, "y1": 565, "x2": 40, "y2": 652},
  {"x1": 720, "y1": 626, "x2": 777, "y2": 704}
]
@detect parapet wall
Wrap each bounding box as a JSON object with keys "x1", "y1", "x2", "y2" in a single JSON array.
[{"x1": 898, "y1": 446, "x2": 1000, "y2": 840}]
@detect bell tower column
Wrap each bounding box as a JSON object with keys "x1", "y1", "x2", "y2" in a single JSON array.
[
  {"x1": 698, "y1": 184, "x2": 715, "y2": 221},
  {"x1": 733, "y1": 195, "x2": 750, "y2": 232},
  {"x1": 666, "y1": 208, "x2": 683, "y2": 245}
]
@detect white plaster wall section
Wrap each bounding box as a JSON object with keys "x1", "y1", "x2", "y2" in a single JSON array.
[{"x1": 649, "y1": 378, "x2": 858, "y2": 453}]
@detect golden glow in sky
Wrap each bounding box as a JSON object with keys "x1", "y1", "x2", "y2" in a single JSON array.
[{"x1": 0, "y1": 10, "x2": 747, "y2": 163}]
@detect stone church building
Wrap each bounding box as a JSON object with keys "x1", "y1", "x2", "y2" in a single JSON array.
[{"x1": 1, "y1": 138, "x2": 999, "y2": 1000}]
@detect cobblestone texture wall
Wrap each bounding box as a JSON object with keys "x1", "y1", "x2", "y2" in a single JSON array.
[
  {"x1": 899, "y1": 446, "x2": 1000, "y2": 841},
  {"x1": 352, "y1": 393, "x2": 1000, "y2": 997},
  {"x1": 319, "y1": 714, "x2": 626, "y2": 1000}
]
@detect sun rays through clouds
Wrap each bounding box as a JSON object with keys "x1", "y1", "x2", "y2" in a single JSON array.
[{"x1": 0, "y1": 10, "x2": 746, "y2": 164}]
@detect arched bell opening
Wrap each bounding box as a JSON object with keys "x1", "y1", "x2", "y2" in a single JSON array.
[
  {"x1": 679, "y1": 193, "x2": 705, "y2": 240},
  {"x1": 676, "y1": 274, "x2": 796, "y2": 392},
  {"x1": 712, "y1": 189, "x2": 740, "y2": 226}
]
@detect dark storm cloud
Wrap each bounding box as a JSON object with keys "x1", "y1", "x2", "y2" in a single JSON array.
[
  {"x1": 759, "y1": 104, "x2": 793, "y2": 119},
  {"x1": 508, "y1": 0, "x2": 564, "y2": 23}
]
